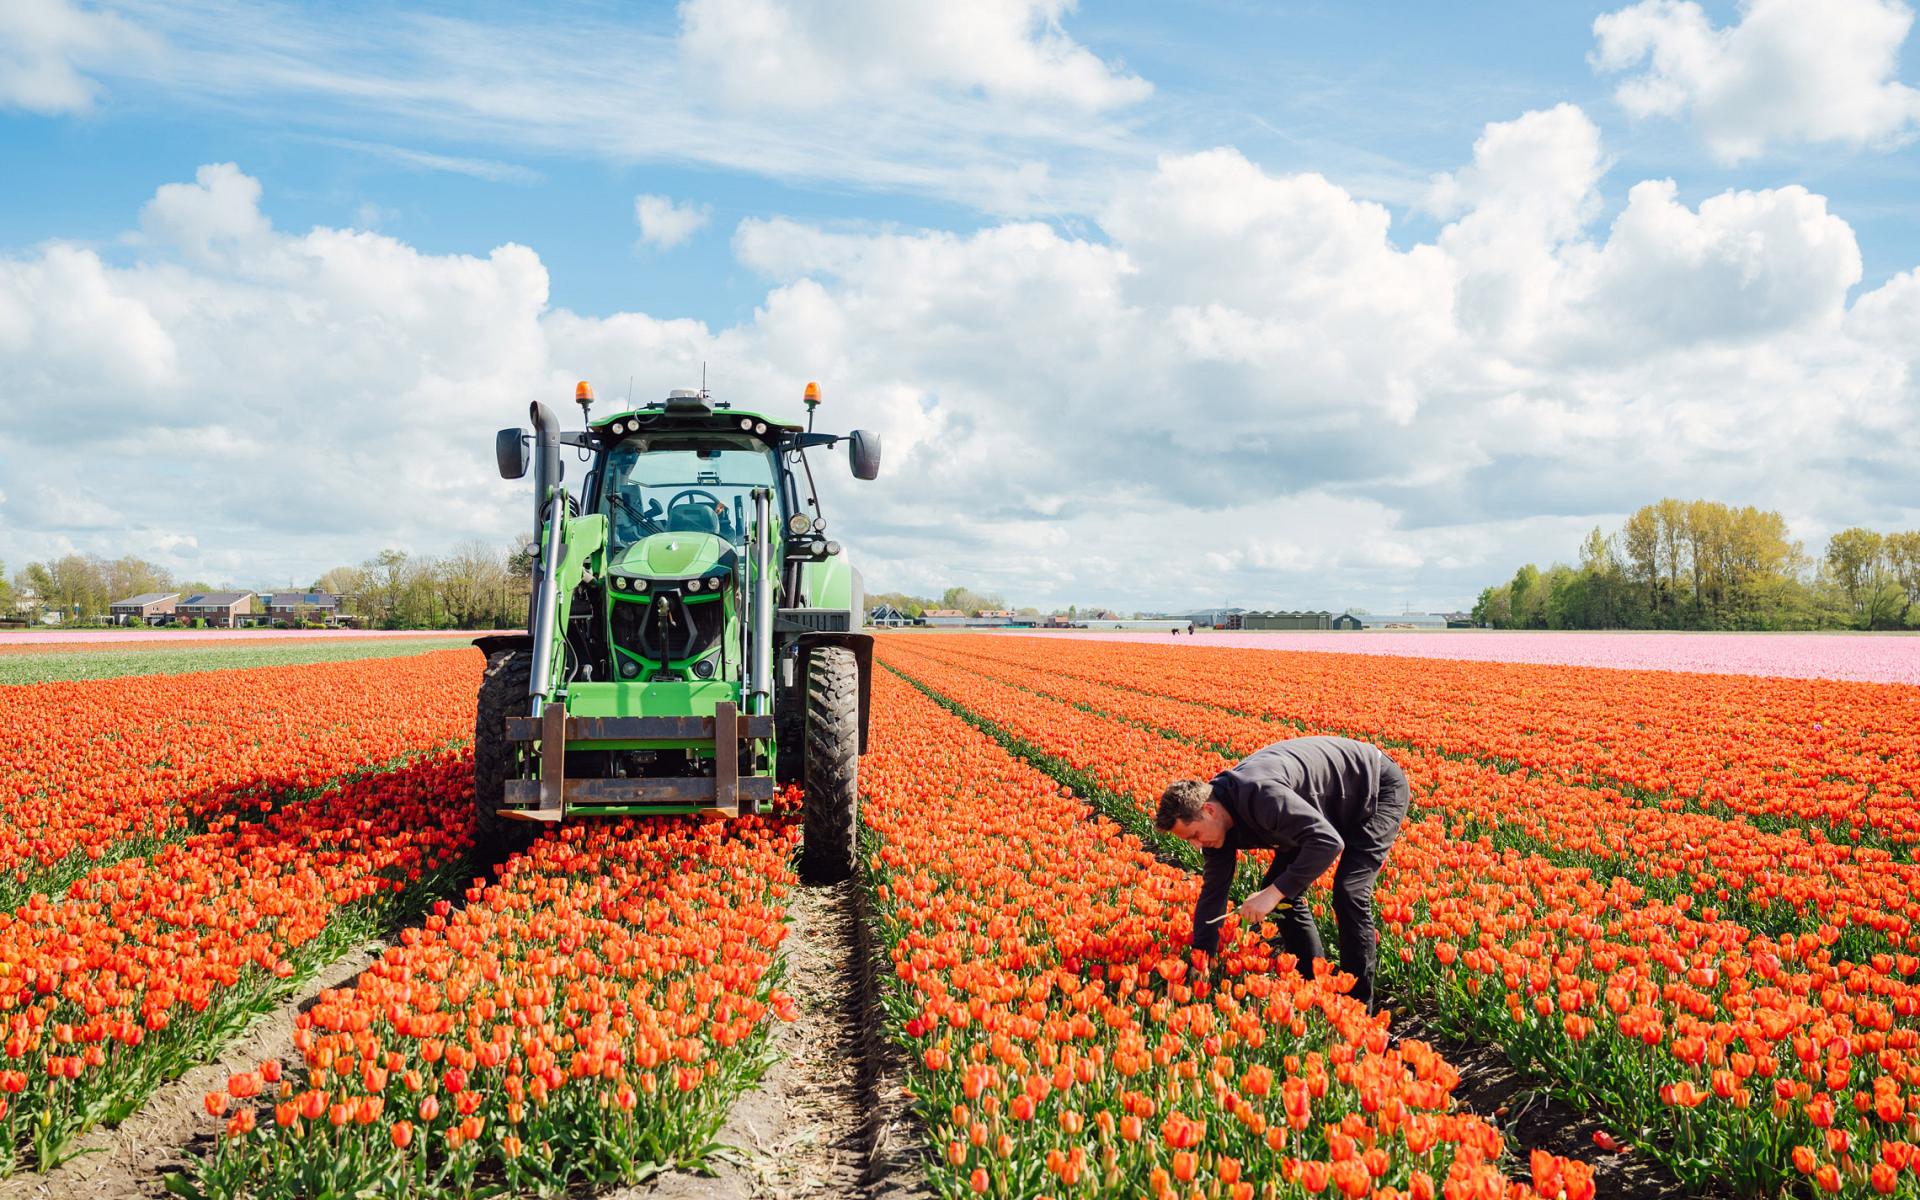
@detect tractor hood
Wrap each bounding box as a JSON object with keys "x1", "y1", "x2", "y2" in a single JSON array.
[{"x1": 612, "y1": 532, "x2": 733, "y2": 579}]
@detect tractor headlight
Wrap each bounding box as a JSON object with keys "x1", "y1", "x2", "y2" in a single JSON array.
[
  {"x1": 753, "y1": 421, "x2": 768, "y2": 435},
  {"x1": 787, "y1": 513, "x2": 811, "y2": 537},
  {"x1": 613, "y1": 575, "x2": 631, "y2": 590},
  {"x1": 687, "y1": 577, "x2": 704, "y2": 592},
  {"x1": 621, "y1": 660, "x2": 640, "y2": 677},
  {"x1": 633, "y1": 578, "x2": 647, "y2": 591},
  {"x1": 739, "y1": 418, "x2": 753, "y2": 431},
  {"x1": 691, "y1": 658, "x2": 714, "y2": 679}
]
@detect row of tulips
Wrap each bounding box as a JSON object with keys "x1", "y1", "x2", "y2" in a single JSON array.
[
  {"x1": 860, "y1": 660, "x2": 1592, "y2": 1199},
  {"x1": 897, "y1": 638, "x2": 1920, "y2": 960},
  {"x1": 0, "y1": 751, "x2": 475, "y2": 1172},
  {"x1": 187, "y1": 812, "x2": 798, "y2": 1199},
  {"x1": 0, "y1": 650, "x2": 482, "y2": 905},
  {"x1": 879, "y1": 639, "x2": 1920, "y2": 1197},
  {"x1": 929, "y1": 636, "x2": 1920, "y2": 849}
]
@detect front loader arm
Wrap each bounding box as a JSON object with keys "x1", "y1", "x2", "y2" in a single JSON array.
[{"x1": 538, "y1": 513, "x2": 606, "y2": 699}]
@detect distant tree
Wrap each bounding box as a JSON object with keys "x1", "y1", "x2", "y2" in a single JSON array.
[
  {"x1": 360, "y1": 549, "x2": 411, "y2": 628},
  {"x1": 439, "y1": 540, "x2": 507, "y2": 629},
  {"x1": 940, "y1": 586, "x2": 1005, "y2": 615},
  {"x1": 43, "y1": 555, "x2": 109, "y2": 622},
  {"x1": 1508, "y1": 564, "x2": 1544, "y2": 628},
  {"x1": 314, "y1": 566, "x2": 365, "y2": 596},
  {"x1": 1824, "y1": 527, "x2": 1900, "y2": 629},
  {"x1": 0, "y1": 561, "x2": 10, "y2": 611},
  {"x1": 103, "y1": 556, "x2": 171, "y2": 603},
  {"x1": 1887, "y1": 531, "x2": 1920, "y2": 627}
]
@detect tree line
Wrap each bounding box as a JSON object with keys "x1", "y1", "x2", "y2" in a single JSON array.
[
  {"x1": 865, "y1": 587, "x2": 1022, "y2": 617},
  {"x1": 1473, "y1": 499, "x2": 1920, "y2": 631},
  {"x1": 2, "y1": 541, "x2": 533, "y2": 630}
]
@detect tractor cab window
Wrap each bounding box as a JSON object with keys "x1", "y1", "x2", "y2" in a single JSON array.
[{"x1": 600, "y1": 437, "x2": 781, "y2": 552}]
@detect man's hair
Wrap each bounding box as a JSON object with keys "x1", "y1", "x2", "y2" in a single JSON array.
[{"x1": 1155, "y1": 780, "x2": 1213, "y2": 831}]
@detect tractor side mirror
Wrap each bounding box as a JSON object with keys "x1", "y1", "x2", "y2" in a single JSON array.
[
  {"x1": 496, "y1": 428, "x2": 530, "y2": 479},
  {"x1": 848, "y1": 429, "x2": 881, "y2": 480}
]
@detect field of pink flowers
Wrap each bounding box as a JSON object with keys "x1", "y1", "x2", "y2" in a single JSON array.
[{"x1": 1009, "y1": 628, "x2": 1920, "y2": 684}]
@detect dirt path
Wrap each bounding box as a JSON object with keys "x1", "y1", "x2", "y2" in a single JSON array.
[
  {"x1": 0, "y1": 939, "x2": 388, "y2": 1200},
  {"x1": 627, "y1": 878, "x2": 926, "y2": 1200}
]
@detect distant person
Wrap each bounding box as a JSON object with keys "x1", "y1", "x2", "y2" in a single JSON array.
[{"x1": 1155, "y1": 736, "x2": 1408, "y2": 1011}]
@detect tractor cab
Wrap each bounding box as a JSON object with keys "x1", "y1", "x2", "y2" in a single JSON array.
[{"x1": 473, "y1": 382, "x2": 880, "y2": 882}]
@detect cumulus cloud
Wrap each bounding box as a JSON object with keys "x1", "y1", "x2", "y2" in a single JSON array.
[
  {"x1": 2, "y1": 133, "x2": 1916, "y2": 607},
  {"x1": 634, "y1": 194, "x2": 713, "y2": 250},
  {"x1": 0, "y1": 0, "x2": 154, "y2": 113},
  {"x1": 677, "y1": 0, "x2": 1150, "y2": 113},
  {"x1": 1592, "y1": 0, "x2": 1920, "y2": 161}
]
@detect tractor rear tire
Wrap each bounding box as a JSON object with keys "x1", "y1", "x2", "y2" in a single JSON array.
[
  {"x1": 799, "y1": 646, "x2": 860, "y2": 884},
  {"x1": 473, "y1": 648, "x2": 535, "y2": 865}
]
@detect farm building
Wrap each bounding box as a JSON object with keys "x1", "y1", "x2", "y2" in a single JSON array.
[
  {"x1": 175, "y1": 591, "x2": 258, "y2": 628},
  {"x1": 108, "y1": 592, "x2": 179, "y2": 625},
  {"x1": 1331, "y1": 612, "x2": 1363, "y2": 631},
  {"x1": 1341, "y1": 612, "x2": 1452, "y2": 631},
  {"x1": 868, "y1": 603, "x2": 911, "y2": 627},
  {"x1": 1242, "y1": 610, "x2": 1333, "y2": 631},
  {"x1": 1180, "y1": 609, "x2": 1243, "y2": 629},
  {"x1": 921, "y1": 608, "x2": 971, "y2": 627}
]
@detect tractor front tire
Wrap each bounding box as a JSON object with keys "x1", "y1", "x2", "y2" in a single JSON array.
[
  {"x1": 799, "y1": 646, "x2": 860, "y2": 884},
  {"x1": 473, "y1": 649, "x2": 534, "y2": 864}
]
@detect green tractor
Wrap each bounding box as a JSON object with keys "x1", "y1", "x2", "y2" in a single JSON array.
[{"x1": 472, "y1": 380, "x2": 880, "y2": 881}]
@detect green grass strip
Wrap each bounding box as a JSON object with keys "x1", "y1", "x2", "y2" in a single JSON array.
[{"x1": 0, "y1": 638, "x2": 477, "y2": 686}]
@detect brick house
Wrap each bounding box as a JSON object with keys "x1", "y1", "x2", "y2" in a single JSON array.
[
  {"x1": 108, "y1": 592, "x2": 180, "y2": 625},
  {"x1": 264, "y1": 592, "x2": 344, "y2": 627},
  {"x1": 175, "y1": 591, "x2": 258, "y2": 628}
]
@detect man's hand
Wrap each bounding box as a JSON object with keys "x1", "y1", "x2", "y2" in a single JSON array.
[{"x1": 1236, "y1": 886, "x2": 1288, "y2": 923}]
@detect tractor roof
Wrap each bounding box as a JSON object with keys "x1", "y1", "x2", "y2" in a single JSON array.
[{"x1": 588, "y1": 391, "x2": 803, "y2": 439}]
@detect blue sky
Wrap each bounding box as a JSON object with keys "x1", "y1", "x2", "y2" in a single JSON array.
[{"x1": 3, "y1": 0, "x2": 1919, "y2": 610}]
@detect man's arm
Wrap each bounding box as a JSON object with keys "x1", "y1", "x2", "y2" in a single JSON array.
[
  {"x1": 1189, "y1": 847, "x2": 1237, "y2": 955},
  {"x1": 1250, "y1": 782, "x2": 1344, "y2": 901}
]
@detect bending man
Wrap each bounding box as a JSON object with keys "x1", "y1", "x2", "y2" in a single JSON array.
[{"x1": 1156, "y1": 735, "x2": 1408, "y2": 1010}]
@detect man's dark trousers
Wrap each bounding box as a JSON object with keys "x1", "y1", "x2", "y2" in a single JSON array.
[{"x1": 1266, "y1": 757, "x2": 1408, "y2": 1011}]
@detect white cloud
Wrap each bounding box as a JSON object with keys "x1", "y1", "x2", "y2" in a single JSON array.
[
  {"x1": 2, "y1": 137, "x2": 1916, "y2": 607},
  {"x1": 320, "y1": 138, "x2": 543, "y2": 184},
  {"x1": 634, "y1": 194, "x2": 713, "y2": 250},
  {"x1": 0, "y1": 0, "x2": 154, "y2": 113},
  {"x1": 58, "y1": 0, "x2": 1148, "y2": 217},
  {"x1": 677, "y1": 0, "x2": 1149, "y2": 113},
  {"x1": 1592, "y1": 0, "x2": 1920, "y2": 161}
]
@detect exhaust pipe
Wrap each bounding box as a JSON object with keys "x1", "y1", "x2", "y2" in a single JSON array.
[
  {"x1": 527, "y1": 401, "x2": 565, "y2": 717},
  {"x1": 749, "y1": 487, "x2": 774, "y2": 715}
]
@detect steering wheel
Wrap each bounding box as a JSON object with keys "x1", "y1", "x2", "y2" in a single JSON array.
[{"x1": 668, "y1": 488, "x2": 724, "y2": 512}]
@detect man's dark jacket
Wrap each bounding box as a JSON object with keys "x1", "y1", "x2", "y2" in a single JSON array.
[{"x1": 1189, "y1": 736, "x2": 1390, "y2": 954}]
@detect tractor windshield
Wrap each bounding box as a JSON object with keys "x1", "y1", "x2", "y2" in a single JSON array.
[{"x1": 600, "y1": 436, "x2": 781, "y2": 552}]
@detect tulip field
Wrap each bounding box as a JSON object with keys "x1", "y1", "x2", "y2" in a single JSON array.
[{"x1": 2, "y1": 630, "x2": 1918, "y2": 1197}]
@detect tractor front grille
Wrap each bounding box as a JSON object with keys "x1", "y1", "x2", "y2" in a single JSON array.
[
  {"x1": 612, "y1": 590, "x2": 725, "y2": 664},
  {"x1": 776, "y1": 608, "x2": 853, "y2": 633}
]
